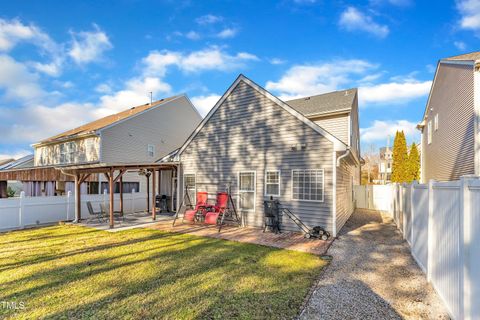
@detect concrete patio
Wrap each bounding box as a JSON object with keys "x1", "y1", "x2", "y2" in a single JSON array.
[{"x1": 78, "y1": 211, "x2": 176, "y2": 232}]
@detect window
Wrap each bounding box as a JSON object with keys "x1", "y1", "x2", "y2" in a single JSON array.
[
  {"x1": 238, "y1": 171, "x2": 256, "y2": 211},
  {"x1": 66, "y1": 142, "x2": 76, "y2": 163},
  {"x1": 183, "y1": 173, "x2": 196, "y2": 204},
  {"x1": 434, "y1": 114, "x2": 439, "y2": 131},
  {"x1": 59, "y1": 144, "x2": 66, "y2": 163},
  {"x1": 265, "y1": 170, "x2": 280, "y2": 196},
  {"x1": 292, "y1": 169, "x2": 324, "y2": 202},
  {"x1": 147, "y1": 144, "x2": 155, "y2": 157},
  {"x1": 427, "y1": 120, "x2": 432, "y2": 144}
]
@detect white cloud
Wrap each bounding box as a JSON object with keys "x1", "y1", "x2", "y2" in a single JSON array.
[
  {"x1": 359, "y1": 80, "x2": 432, "y2": 105},
  {"x1": 143, "y1": 46, "x2": 258, "y2": 74},
  {"x1": 457, "y1": 0, "x2": 480, "y2": 31},
  {"x1": 265, "y1": 59, "x2": 376, "y2": 100},
  {"x1": 95, "y1": 83, "x2": 112, "y2": 93},
  {"x1": 0, "y1": 54, "x2": 45, "y2": 101},
  {"x1": 0, "y1": 18, "x2": 56, "y2": 52},
  {"x1": 269, "y1": 58, "x2": 287, "y2": 65},
  {"x1": 360, "y1": 120, "x2": 419, "y2": 143},
  {"x1": 191, "y1": 94, "x2": 221, "y2": 117},
  {"x1": 339, "y1": 7, "x2": 389, "y2": 38},
  {"x1": 454, "y1": 40, "x2": 467, "y2": 50},
  {"x1": 185, "y1": 31, "x2": 201, "y2": 40},
  {"x1": 68, "y1": 24, "x2": 112, "y2": 64},
  {"x1": 195, "y1": 14, "x2": 223, "y2": 25},
  {"x1": 216, "y1": 28, "x2": 238, "y2": 38}
]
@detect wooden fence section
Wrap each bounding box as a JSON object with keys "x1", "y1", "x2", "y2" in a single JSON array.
[{"x1": 354, "y1": 177, "x2": 480, "y2": 320}]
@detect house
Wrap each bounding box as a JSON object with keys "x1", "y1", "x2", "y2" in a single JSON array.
[
  {"x1": 417, "y1": 52, "x2": 480, "y2": 182},
  {"x1": 378, "y1": 146, "x2": 393, "y2": 184},
  {"x1": 0, "y1": 95, "x2": 202, "y2": 200},
  {"x1": 174, "y1": 75, "x2": 361, "y2": 236}
]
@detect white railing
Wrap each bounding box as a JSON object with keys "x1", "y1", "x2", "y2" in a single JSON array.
[
  {"x1": 354, "y1": 177, "x2": 480, "y2": 320},
  {"x1": 0, "y1": 190, "x2": 148, "y2": 231}
]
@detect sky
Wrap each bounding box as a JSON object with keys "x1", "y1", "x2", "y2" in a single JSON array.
[{"x1": 0, "y1": 0, "x2": 478, "y2": 159}]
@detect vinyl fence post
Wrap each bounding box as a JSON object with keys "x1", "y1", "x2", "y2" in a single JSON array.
[
  {"x1": 427, "y1": 180, "x2": 435, "y2": 282},
  {"x1": 103, "y1": 189, "x2": 107, "y2": 210},
  {"x1": 410, "y1": 181, "x2": 416, "y2": 247},
  {"x1": 66, "y1": 191, "x2": 72, "y2": 221},
  {"x1": 131, "y1": 189, "x2": 136, "y2": 214},
  {"x1": 19, "y1": 191, "x2": 25, "y2": 229},
  {"x1": 459, "y1": 176, "x2": 468, "y2": 320}
]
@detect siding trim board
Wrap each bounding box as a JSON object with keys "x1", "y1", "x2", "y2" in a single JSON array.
[
  {"x1": 176, "y1": 74, "x2": 347, "y2": 159},
  {"x1": 475, "y1": 69, "x2": 480, "y2": 175}
]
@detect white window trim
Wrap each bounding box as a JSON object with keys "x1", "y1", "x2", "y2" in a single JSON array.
[
  {"x1": 183, "y1": 172, "x2": 196, "y2": 204},
  {"x1": 238, "y1": 171, "x2": 256, "y2": 212},
  {"x1": 434, "y1": 114, "x2": 439, "y2": 131},
  {"x1": 264, "y1": 170, "x2": 281, "y2": 197},
  {"x1": 291, "y1": 169, "x2": 325, "y2": 203},
  {"x1": 427, "y1": 120, "x2": 432, "y2": 144},
  {"x1": 147, "y1": 144, "x2": 155, "y2": 158}
]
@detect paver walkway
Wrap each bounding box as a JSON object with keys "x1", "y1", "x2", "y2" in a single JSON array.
[
  {"x1": 148, "y1": 219, "x2": 332, "y2": 255},
  {"x1": 300, "y1": 209, "x2": 450, "y2": 320}
]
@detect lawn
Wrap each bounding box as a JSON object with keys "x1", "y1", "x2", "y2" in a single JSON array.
[{"x1": 0, "y1": 225, "x2": 326, "y2": 319}]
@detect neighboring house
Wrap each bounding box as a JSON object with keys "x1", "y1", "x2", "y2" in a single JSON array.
[
  {"x1": 174, "y1": 75, "x2": 361, "y2": 236},
  {"x1": 378, "y1": 146, "x2": 393, "y2": 184},
  {"x1": 418, "y1": 52, "x2": 480, "y2": 182},
  {"x1": 0, "y1": 95, "x2": 202, "y2": 197}
]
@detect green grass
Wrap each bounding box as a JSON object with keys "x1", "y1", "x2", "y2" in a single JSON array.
[{"x1": 0, "y1": 225, "x2": 326, "y2": 319}]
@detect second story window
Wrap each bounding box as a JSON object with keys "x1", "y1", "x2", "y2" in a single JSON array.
[
  {"x1": 434, "y1": 114, "x2": 439, "y2": 131},
  {"x1": 147, "y1": 144, "x2": 155, "y2": 158},
  {"x1": 59, "y1": 144, "x2": 66, "y2": 163}
]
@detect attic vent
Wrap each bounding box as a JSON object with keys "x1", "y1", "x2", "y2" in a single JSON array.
[
  {"x1": 131, "y1": 107, "x2": 135, "y2": 110},
  {"x1": 304, "y1": 97, "x2": 311, "y2": 100}
]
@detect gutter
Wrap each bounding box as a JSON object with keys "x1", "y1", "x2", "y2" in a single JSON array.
[{"x1": 336, "y1": 148, "x2": 351, "y2": 167}]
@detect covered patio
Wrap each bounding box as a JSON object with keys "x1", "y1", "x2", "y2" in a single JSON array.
[{"x1": 59, "y1": 162, "x2": 179, "y2": 229}]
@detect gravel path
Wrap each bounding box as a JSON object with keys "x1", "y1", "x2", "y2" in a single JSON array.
[{"x1": 300, "y1": 209, "x2": 450, "y2": 320}]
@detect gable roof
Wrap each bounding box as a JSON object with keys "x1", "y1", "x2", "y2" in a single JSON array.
[
  {"x1": 286, "y1": 88, "x2": 357, "y2": 117},
  {"x1": 0, "y1": 154, "x2": 34, "y2": 170},
  {"x1": 36, "y1": 95, "x2": 183, "y2": 145},
  {"x1": 444, "y1": 51, "x2": 480, "y2": 62},
  {"x1": 176, "y1": 75, "x2": 347, "y2": 159}
]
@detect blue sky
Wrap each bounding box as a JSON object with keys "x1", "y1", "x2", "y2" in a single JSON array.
[{"x1": 0, "y1": 0, "x2": 478, "y2": 159}]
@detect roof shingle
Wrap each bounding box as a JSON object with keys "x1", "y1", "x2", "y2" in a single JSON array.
[
  {"x1": 444, "y1": 51, "x2": 480, "y2": 61},
  {"x1": 286, "y1": 88, "x2": 357, "y2": 117}
]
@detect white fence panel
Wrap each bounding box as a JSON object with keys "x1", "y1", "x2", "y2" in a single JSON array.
[
  {"x1": 466, "y1": 179, "x2": 480, "y2": 320},
  {"x1": 431, "y1": 181, "x2": 462, "y2": 320},
  {"x1": 22, "y1": 196, "x2": 70, "y2": 226},
  {"x1": 0, "y1": 192, "x2": 149, "y2": 231},
  {"x1": 354, "y1": 177, "x2": 480, "y2": 320},
  {"x1": 0, "y1": 197, "x2": 21, "y2": 230},
  {"x1": 411, "y1": 184, "x2": 428, "y2": 272}
]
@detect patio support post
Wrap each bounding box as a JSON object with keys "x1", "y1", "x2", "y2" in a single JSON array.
[
  {"x1": 74, "y1": 173, "x2": 81, "y2": 222},
  {"x1": 146, "y1": 174, "x2": 150, "y2": 212},
  {"x1": 152, "y1": 169, "x2": 157, "y2": 220},
  {"x1": 109, "y1": 169, "x2": 114, "y2": 229},
  {"x1": 119, "y1": 175, "x2": 123, "y2": 215}
]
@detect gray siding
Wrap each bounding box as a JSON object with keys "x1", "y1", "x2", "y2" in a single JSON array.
[
  {"x1": 311, "y1": 114, "x2": 349, "y2": 145},
  {"x1": 179, "y1": 80, "x2": 335, "y2": 232},
  {"x1": 101, "y1": 96, "x2": 202, "y2": 163},
  {"x1": 422, "y1": 63, "x2": 475, "y2": 182},
  {"x1": 336, "y1": 156, "x2": 355, "y2": 233}
]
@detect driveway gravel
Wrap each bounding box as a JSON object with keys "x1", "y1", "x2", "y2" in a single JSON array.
[{"x1": 300, "y1": 209, "x2": 450, "y2": 320}]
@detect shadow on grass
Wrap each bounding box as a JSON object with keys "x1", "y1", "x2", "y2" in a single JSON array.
[{"x1": 0, "y1": 225, "x2": 325, "y2": 319}]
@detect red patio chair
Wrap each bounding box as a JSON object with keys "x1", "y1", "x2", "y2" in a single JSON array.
[
  {"x1": 183, "y1": 192, "x2": 208, "y2": 222},
  {"x1": 204, "y1": 192, "x2": 229, "y2": 225}
]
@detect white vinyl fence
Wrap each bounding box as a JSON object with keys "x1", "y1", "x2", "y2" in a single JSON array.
[
  {"x1": 354, "y1": 177, "x2": 480, "y2": 320},
  {"x1": 0, "y1": 190, "x2": 148, "y2": 231}
]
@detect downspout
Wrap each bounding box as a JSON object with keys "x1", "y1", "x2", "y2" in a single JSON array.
[{"x1": 336, "y1": 148, "x2": 351, "y2": 167}]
